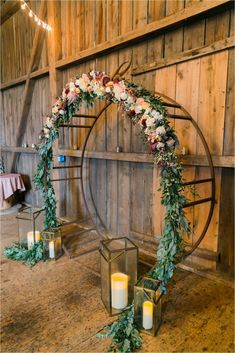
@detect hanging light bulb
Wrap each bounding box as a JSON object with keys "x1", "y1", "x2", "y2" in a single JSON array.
[{"x1": 21, "y1": 2, "x2": 52, "y2": 31}]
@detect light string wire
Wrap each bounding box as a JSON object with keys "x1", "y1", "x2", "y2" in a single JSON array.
[{"x1": 20, "y1": 0, "x2": 52, "y2": 31}]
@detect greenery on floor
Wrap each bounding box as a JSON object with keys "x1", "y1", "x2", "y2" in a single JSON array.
[{"x1": 4, "y1": 240, "x2": 47, "y2": 266}]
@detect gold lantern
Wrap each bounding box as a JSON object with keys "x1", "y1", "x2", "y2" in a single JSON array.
[
  {"x1": 16, "y1": 205, "x2": 44, "y2": 249},
  {"x1": 41, "y1": 227, "x2": 62, "y2": 259},
  {"x1": 99, "y1": 237, "x2": 138, "y2": 316},
  {"x1": 134, "y1": 277, "x2": 162, "y2": 336}
]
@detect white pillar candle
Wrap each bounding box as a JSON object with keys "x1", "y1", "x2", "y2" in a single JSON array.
[
  {"x1": 27, "y1": 231, "x2": 35, "y2": 249},
  {"x1": 111, "y1": 272, "x2": 128, "y2": 310},
  {"x1": 143, "y1": 301, "x2": 153, "y2": 330},
  {"x1": 49, "y1": 241, "x2": 55, "y2": 258}
]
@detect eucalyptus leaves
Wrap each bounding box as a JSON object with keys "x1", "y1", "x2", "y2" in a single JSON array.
[{"x1": 4, "y1": 240, "x2": 46, "y2": 267}]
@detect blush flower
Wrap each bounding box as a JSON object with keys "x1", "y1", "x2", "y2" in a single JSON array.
[
  {"x1": 52, "y1": 106, "x2": 58, "y2": 114},
  {"x1": 166, "y1": 138, "x2": 175, "y2": 147},
  {"x1": 67, "y1": 91, "x2": 77, "y2": 103}
]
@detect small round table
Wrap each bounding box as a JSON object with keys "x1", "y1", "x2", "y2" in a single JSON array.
[{"x1": 0, "y1": 173, "x2": 26, "y2": 210}]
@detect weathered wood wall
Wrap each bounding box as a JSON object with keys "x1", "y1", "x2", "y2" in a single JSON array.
[{"x1": 1, "y1": 0, "x2": 234, "y2": 273}]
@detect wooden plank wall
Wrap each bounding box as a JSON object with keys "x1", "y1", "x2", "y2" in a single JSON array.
[{"x1": 1, "y1": 0, "x2": 234, "y2": 273}]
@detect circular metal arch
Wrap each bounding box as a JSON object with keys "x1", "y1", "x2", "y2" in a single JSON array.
[{"x1": 56, "y1": 62, "x2": 215, "y2": 260}]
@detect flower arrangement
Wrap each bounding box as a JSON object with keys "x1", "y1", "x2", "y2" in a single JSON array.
[{"x1": 34, "y1": 71, "x2": 191, "y2": 352}]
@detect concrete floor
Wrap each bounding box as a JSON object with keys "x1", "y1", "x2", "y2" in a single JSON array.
[{"x1": 0, "y1": 214, "x2": 234, "y2": 353}]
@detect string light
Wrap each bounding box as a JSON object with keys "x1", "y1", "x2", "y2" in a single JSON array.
[{"x1": 20, "y1": 0, "x2": 52, "y2": 32}]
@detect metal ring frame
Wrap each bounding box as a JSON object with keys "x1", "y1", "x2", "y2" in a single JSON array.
[{"x1": 52, "y1": 61, "x2": 216, "y2": 260}]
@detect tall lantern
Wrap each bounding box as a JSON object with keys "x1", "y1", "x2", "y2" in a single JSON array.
[
  {"x1": 16, "y1": 205, "x2": 44, "y2": 249},
  {"x1": 134, "y1": 277, "x2": 162, "y2": 336},
  {"x1": 99, "y1": 237, "x2": 138, "y2": 316}
]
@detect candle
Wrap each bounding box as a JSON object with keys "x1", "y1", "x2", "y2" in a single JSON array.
[
  {"x1": 49, "y1": 240, "x2": 55, "y2": 258},
  {"x1": 143, "y1": 301, "x2": 153, "y2": 330},
  {"x1": 111, "y1": 272, "x2": 128, "y2": 310},
  {"x1": 34, "y1": 231, "x2": 40, "y2": 242},
  {"x1": 27, "y1": 231, "x2": 34, "y2": 249},
  {"x1": 27, "y1": 231, "x2": 40, "y2": 249}
]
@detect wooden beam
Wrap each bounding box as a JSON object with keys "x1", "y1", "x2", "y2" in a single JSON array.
[
  {"x1": 0, "y1": 0, "x2": 20, "y2": 25},
  {"x1": 2, "y1": 146, "x2": 234, "y2": 168},
  {"x1": 0, "y1": 146, "x2": 38, "y2": 154},
  {"x1": 0, "y1": 67, "x2": 49, "y2": 91},
  {"x1": 9, "y1": 0, "x2": 47, "y2": 172},
  {"x1": 54, "y1": 0, "x2": 233, "y2": 70},
  {"x1": 132, "y1": 36, "x2": 235, "y2": 76},
  {"x1": 57, "y1": 149, "x2": 235, "y2": 168}
]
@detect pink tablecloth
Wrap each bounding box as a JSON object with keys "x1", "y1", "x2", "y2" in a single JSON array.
[{"x1": 0, "y1": 173, "x2": 26, "y2": 206}]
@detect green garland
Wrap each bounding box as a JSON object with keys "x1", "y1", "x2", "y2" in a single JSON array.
[
  {"x1": 97, "y1": 305, "x2": 142, "y2": 353},
  {"x1": 33, "y1": 71, "x2": 191, "y2": 352},
  {"x1": 4, "y1": 240, "x2": 47, "y2": 267}
]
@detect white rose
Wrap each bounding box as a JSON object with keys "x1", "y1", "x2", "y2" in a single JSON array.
[
  {"x1": 44, "y1": 127, "x2": 50, "y2": 134},
  {"x1": 146, "y1": 116, "x2": 156, "y2": 127},
  {"x1": 156, "y1": 126, "x2": 166, "y2": 136},
  {"x1": 134, "y1": 105, "x2": 142, "y2": 114},
  {"x1": 157, "y1": 142, "x2": 165, "y2": 149},
  {"x1": 77, "y1": 78, "x2": 88, "y2": 92},
  {"x1": 90, "y1": 70, "x2": 96, "y2": 79},
  {"x1": 113, "y1": 85, "x2": 122, "y2": 101},
  {"x1": 152, "y1": 110, "x2": 163, "y2": 120},
  {"x1": 59, "y1": 109, "x2": 65, "y2": 115},
  {"x1": 120, "y1": 92, "x2": 127, "y2": 100},
  {"x1": 46, "y1": 117, "x2": 53, "y2": 128}
]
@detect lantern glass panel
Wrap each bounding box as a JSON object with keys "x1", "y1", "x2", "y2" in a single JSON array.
[
  {"x1": 16, "y1": 205, "x2": 44, "y2": 248},
  {"x1": 134, "y1": 277, "x2": 162, "y2": 336},
  {"x1": 100, "y1": 237, "x2": 138, "y2": 316},
  {"x1": 41, "y1": 228, "x2": 62, "y2": 260}
]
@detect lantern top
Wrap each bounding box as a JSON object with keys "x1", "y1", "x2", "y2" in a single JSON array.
[
  {"x1": 16, "y1": 204, "x2": 44, "y2": 220},
  {"x1": 135, "y1": 277, "x2": 161, "y2": 293},
  {"x1": 41, "y1": 227, "x2": 62, "y2": 240},
  {"x1": 100, "y1": 237, "x2": 138, "y2": 262},
  {"x1": 101, "y1": 237, "x2": 137, "y2": 251}
]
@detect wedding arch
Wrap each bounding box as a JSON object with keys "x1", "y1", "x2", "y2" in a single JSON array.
[{"x1": 34, "y1": 61, "x2": 215, "y2": 291}]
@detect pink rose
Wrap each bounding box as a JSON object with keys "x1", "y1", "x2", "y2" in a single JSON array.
[
  {"x1": 67, "y1": 91, "x2": 77, "y2": 103},
  {"x1": 136, "y1": 97, "x2": 144, "y2": 105}
]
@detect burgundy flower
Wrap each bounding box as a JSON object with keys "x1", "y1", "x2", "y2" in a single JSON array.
[
  {"x1": 129, "y1": 109, "x2": 136, "y2": 116},
  {"x1": 149, "y1": 142, "x2": 158, "y2": 152},
  {"x1": 102, "y1": 75, "x2": 111, "y2": 86},
  {"x1": 140, "y1": 117, "x2": 147, "y2": 128}
]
